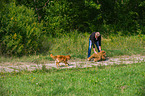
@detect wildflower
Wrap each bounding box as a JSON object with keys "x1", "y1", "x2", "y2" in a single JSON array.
[
  {"x1": 13, "y1": 33, "x2": 17, "y2": 39},
  {"x1": 11, "y1": 17, "x2": 13, "y2": 20}
]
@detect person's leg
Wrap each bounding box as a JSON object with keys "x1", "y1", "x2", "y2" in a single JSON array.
[
  {"x1": 88, "y1": 39, "x2": 92, "y2": 58},
  {"x1": 95, "y1": 41, "x2": 100, "y2": 52}
]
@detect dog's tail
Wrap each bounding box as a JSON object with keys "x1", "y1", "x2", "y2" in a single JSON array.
[{"x1": 50, "y1": 54, "x2": 56, "y2": 60}]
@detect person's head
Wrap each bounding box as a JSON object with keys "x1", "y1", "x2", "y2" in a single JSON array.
[{"x1": 95, "y1": 32, "x2": 100, "y2": 38}]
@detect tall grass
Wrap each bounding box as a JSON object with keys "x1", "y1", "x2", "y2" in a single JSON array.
[
  {"x1": 0, "y1": 63, "x2": 145, "y2": 96},
  {"x1": 103, "y1": 34, "x2": 145, "y2": 56},
  {"x1": 49, "y1": 31, "x2": 89, "y2": 58},
  {"x1": 0, "y1": 32, "x2": 145, "y2": 62},
  {"x1": 49, "y1": 32, "x2": 145, "y2": 58}
]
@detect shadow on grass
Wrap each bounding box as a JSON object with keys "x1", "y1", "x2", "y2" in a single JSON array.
[{"x1": 59, "y1": 64, "x2": 74, "y2": 67}]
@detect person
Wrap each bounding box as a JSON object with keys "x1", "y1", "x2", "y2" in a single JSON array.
[{"x1": 87, "y1": 32, "x2": 101, "y2": 58}]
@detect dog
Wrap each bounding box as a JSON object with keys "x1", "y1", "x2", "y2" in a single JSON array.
[
  {"x1": 88, "y1": 51, "x2": 106, "y2": 62},
  {"x1": 50, "y1": 54, "x2": 71, "y2": 68}
]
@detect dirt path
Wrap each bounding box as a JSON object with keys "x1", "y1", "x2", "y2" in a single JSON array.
[{"x1": 0, "y1": 55, "x2": 145, "y2": 72}]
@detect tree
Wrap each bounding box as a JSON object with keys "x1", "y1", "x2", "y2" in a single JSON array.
[{"x1": 0, "y1": 2, "x2": 44, "y2": 56}]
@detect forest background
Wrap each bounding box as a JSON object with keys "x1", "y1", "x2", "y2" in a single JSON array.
[{"x1": 0, "y1": 0, "x2": 145, "y2": 57}]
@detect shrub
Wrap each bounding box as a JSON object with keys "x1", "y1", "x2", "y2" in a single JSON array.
[{"x1": 0, "y1": 3, "x2": 44, "y2": 56}]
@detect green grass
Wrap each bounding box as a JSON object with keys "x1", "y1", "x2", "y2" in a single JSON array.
[
  {"x1": 1, "y1": 62, "x2": 145, "y2": 96},
  {"x1": 0, "y1": 55, "x2": 52, "y2": 64},
  {"x1": 0, "y1": 33, "x2": 145, "y2": 63},
  {"x1": 49, "y1": 33, "x2": 145, "y2": 58},
  {"x1": 103, "y1": 35, "x2": 145, "y2": 57}
]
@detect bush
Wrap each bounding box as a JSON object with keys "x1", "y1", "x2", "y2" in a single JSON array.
[{"x1": 0, "y1": 3, "x2": 44, "y2": 56}]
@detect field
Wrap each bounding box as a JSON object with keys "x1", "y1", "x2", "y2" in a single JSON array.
[
  {"x1": 0, "y1": 34, "x2": 145, "y2": 96},
  {"x1": 0, "y1": 62, "x2": 145, "y2": 96}
]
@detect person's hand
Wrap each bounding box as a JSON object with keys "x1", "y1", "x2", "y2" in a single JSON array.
[{"x1": 94, "y1": 51, "x2": 97, "y2": 54}]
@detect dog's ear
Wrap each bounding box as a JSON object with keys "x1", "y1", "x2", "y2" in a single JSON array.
[{"x1": 101, "y1": 51, "x2": 105, "y2": 53}]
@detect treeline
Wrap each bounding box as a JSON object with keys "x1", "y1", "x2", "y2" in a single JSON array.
[{"x1": 0, "y1": 0, "x2": 145, "y2": 56}]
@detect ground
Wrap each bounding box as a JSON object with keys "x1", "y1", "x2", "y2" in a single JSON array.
[{"x1": 0, "y1": 55, "x2": 145, "y2": 72}]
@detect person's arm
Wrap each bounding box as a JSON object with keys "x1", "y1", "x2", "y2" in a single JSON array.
[
  {"x1": 93, "y1": 48, "x2": 97, "y2": 54},
  {"x1": 98, "y1": 35, "x2": 101, "y2": 51},
  {"x1": 92, "y1": 40, "x2": 97, "y2": 54},
  {"x1": 99, "y1": 46, "x2": 101, "y2": 51},
  {"x1": 91, "y1": 32, "x2": 97, "y2": 53}
]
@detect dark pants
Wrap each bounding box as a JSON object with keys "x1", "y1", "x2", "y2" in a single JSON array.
[{"x1": 87, "y1": 39, "x2": 100, "y2": 58}]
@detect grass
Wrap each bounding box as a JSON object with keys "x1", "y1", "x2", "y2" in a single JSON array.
[
  {"x1": 0, "y1": 62, "x2": 145, "y2": 96},
  {"x1": 0, "y1": 33, "x2": 145, "y2": 95},
  {"x1": 0, "y1": 33, "x2": 145, "y2": 63},
  {"x1": 0, "y1": 55, "x2": 51, "y2": 64},
  {"x1": 49, "y1": 33, "x2": 145, "y2": 58}
]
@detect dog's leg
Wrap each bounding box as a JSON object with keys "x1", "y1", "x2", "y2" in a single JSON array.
[
  {"x1": 64, "y1": 60, "x2": 68, "y2": 67},
  {"x1": 65, "y1": 63, "x2": 69, "y2": 67},
  {"x1": 56, "y1": 59, "x2": 61, "y2": 67},
  {"x1": 94, "y1": 56, "x2": 101, "y2": 62},
  {"x1": 94, "y1": 58, "x2": 98, "y2": 62},
  {"x1": 55, "y1": 59, "x2": 60, "y2": 68},
  {"x1": 55, "y1": 61, "x2": 58, "y2": 68},
  {"x1": 65, "y1": 64, "x2": 68, "y2": 67},
  {"x1": 98, "y1": 56, "x2": 102, "y2": 61},
  {"x1": 88, "y1": 55, "x2": 94, "y2": 61},
  {"x1": 101, "y1": 55, "x2": 106, "y2": 60}
]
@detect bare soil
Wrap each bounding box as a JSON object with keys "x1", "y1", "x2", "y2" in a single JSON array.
[{"x1": 0, "y1": 55, "x2": 145, "y2": 72}]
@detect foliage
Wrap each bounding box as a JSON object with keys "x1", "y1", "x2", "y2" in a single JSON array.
[
  {"x1": 15, "y1": 0, "x2": 145, "y2": 35},
  {"x1": 0, "y1": 2, "x2": 44, "y2": 56},
  {"x1": 0, "y1": 0, "x2": 145, "y2": 56},
  {"x1": 43, "y1": 0, "x2": 101, "y2": 36}
]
